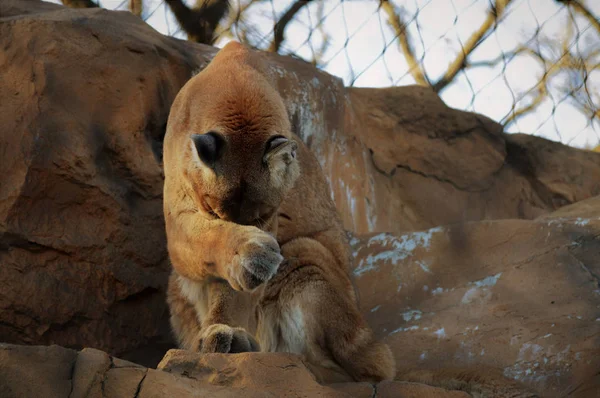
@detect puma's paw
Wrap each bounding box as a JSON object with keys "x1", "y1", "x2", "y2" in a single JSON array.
[
  {"x1": 230, "y1": 228, "x2": 283, "y2": 291},
  {"x1": 196, "y1": 324, "x2": 260, "y2": 354}
]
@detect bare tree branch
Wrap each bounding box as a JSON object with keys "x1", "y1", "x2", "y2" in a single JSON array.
[
  {"x1": 61, "y1": 0, "x2": 98, "y2": 8},
  {"x1": 381, "y1": 1, "x2": 428, "y2": 86},
  {"x1": 556, "y1": 0, "x2": 600, "y2": 35},
  {"x1": 432, "y1": 0, "x2": 513, "y2": 92},
  {"x1": 309, "y1": 1, "x2": 330, "y2": 67},
  {"x1": 268, "y1": 0, "x2": 314, "y2": 53},
  {"x1": 166, "y1": 0, "x2": 230, "y2": 44},
  {"x1": 534, "y1": 22, "x2": 600, "y2": 124},
  {"x1": 59, "y1": 0, "x2": 599, "y2": 139},
  {"x1": 129, "y1": 0, "x2": 143, "y2": 17},
  {"x1": 502, "y1": 21, "x2": 600, "y2": 128},
  {"x1": 464, "y1": 45, "x2": 551, "y2": 71},
  {"x1": 215, "y1": 0, "x2": 259, "y2": 42}
]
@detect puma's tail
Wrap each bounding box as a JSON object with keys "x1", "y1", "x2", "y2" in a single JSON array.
[{"x1": 329, "y1": 325, "x2": 397, "y2": 382}]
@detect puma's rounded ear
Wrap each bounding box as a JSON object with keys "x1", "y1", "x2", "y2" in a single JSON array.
[
  {"x1": 264, "y1": 136, "x2": 297, "y2": 166},
  {"x1": 191, "y1": 132, "x2": 226, "y2": 168}
]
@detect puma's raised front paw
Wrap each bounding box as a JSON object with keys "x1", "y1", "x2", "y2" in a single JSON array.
[
  {"x1": 196, "y1": 324, "x2": 260, "y2": 353},
  {"x1": 230, "y1": 228, "x2": 283, "y2": 291}
]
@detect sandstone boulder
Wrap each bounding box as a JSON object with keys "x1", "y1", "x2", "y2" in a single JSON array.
[
  {"x1": 0, "y1": 344, "x2": 471, "y2": 397},
  {"x1": 352, "y1": 196, "x2": 600, "y2": 397},
  {"x1": 345, "y1": 89, "x2": 600, "y2": 233},
  {"x1": 0, "y1": 0, "x2": 201, "y2": 363}
]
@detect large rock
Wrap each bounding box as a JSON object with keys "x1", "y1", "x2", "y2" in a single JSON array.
[
  {"x1": 344, "y1": 89, "x2": 600, "y2": 233},
  {"x1": 0, "y1": 0, "x2": 210, "y2": 362},
  {"x1": 352, "y1": 196, "x2": 600, "y2": 397},
  {"x1": 0, "y1": 344, "x2": 471, "y2": 397}
]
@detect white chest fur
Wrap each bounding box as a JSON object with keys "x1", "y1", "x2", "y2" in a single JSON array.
[
  {"x1": 257, "y1": 303, "x2": 307, "y2": 355},
  {"x1": 177, "y1": 275, "x2": 209, "y2": 323}
]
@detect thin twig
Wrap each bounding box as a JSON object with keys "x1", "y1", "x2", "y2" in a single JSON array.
[
  {"x1": 432, "y1": 0, "x2": 514, "y2": 92},
  {"x1": 381, "y1": 0, "x2": 428, "y2": 86},
  {"x1": 268, "y1": 0, "x2": 314, "y2": 53},
  {"x1": 166, "y1": 0, "x2": 230, "y2": 44},
  {"x1": 129, "y1": 0, "x2": 143, "y2": 17},
  {"x1": 504, "y1": 81, "x2": 548, "y2": 127}
]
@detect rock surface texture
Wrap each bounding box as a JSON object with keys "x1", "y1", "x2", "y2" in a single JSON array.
[
  {"x1": 0, "y1": 1, "x2": 599, "y2": 397},
  {"x1": 353, "y1": 196, "x2": 600, "y2": 397},
  {"x1": 0, "y1": 344, "x2": 471, "y2": 398}
]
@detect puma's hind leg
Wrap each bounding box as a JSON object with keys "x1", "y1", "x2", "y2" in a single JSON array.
[
  {"x1": 167, "y1": 272, "x2": 260, "y2": 353},
  {"x1": 258, "y1": 237, "x2": 396, "y2": 383},
  {"x1": 167, "y1": 272, "x2": 203, "y2": 350}
]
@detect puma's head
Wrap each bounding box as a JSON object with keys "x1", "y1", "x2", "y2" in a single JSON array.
[{"x1": 169, "y1": 42, "x2": 300, "y2": 227}]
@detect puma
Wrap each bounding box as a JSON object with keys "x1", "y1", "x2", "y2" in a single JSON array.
[{"x1": 162, "y1": 41, "x2": 395, "y2": 383}]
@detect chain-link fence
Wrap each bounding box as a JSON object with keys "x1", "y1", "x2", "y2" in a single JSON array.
[{"x1": 51, "y1": 0, "x2": 600, "y2": 149}]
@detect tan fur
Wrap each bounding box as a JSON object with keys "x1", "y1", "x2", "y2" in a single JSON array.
[{"x1": 163, "y1": 41, "x2": 395, "y2": 383}]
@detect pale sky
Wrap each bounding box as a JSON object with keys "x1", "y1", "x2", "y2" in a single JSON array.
[{"x1": 46, "y1": 0, "x2": 600, "y2": 148}]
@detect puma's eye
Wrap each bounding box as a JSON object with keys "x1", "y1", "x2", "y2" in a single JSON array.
[
  {"x1": 265, "y1": 135, "x2": 288, "y2": 152},
  {"x1": 202, "y1": 197, "x2": 220, "y2": 219},
  {"x1": 207, "y1": 209, "x2": 218, "y2": 218}
]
